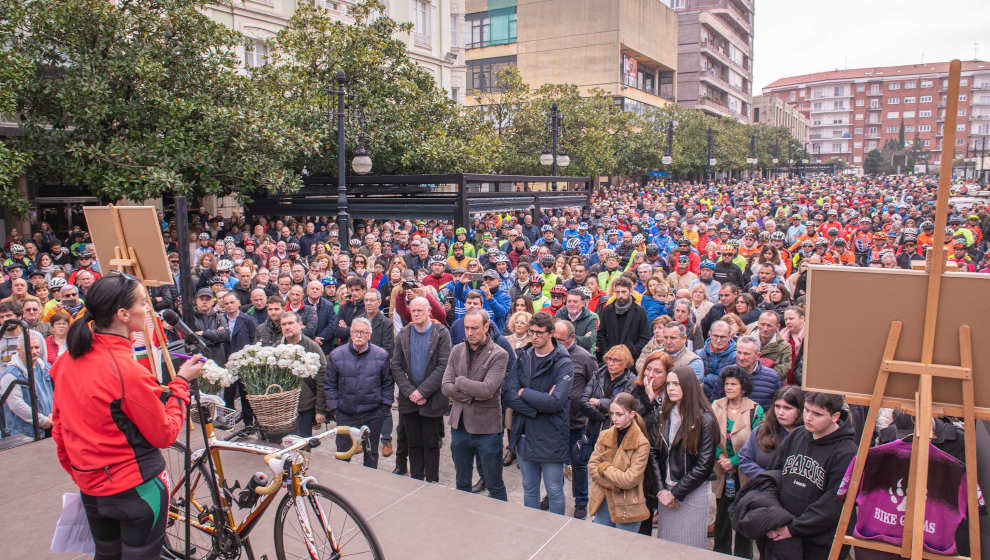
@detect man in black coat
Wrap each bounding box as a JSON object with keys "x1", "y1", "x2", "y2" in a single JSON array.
[
  {"x1": 595, "y1": 277, "x2": 650, "y2": 361},
  {"x1": 304, "y1": 280, "x2": 336, "y2": 350},
  {"x1": 553, "y1": 317, "x2": 596, "y2": 520},
  {"x1": 192, "y1": 288, "x2": 228, "y2": 365}
]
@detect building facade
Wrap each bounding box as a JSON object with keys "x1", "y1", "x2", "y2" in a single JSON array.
[
  {"x1": 752, "y1": 94, "x2": 810, "y2": 147},
  {"x1": 464, "y1": 0, "x2": 678, "y2": 115},
  {"x1": 207, "y1": 0, "x2": 466, "y2": 103},
  {"x1": 671, "y1": 0, "x2": 754, "y2": 123},
  {"x1": 763, "y1": 60, "x2": 990, "y2": 172}
]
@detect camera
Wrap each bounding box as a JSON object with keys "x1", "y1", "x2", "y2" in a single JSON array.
[{"x1": 402, "y1": 280, "x2": 418, "y2": 290}]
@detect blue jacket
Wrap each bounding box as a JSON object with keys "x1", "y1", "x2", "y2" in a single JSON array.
[
  {"x1": 698, "y1": 338, "x2": 737, "y2": 400},
  {"x1": 484, "y1": 287, "x2": 510, "y2": 332},
  {"x1": 640, "y1": 295, "x2": 668, "y2": 324},
  {"x1": 503, "y1": 341, "x2": 573, "y2": 463},
  {"x1": 324, "y1": 342, "x2": 393, "y2": 417},
  {"x1": 707, "y1": 363, "x2": 782, "y2": 410}
]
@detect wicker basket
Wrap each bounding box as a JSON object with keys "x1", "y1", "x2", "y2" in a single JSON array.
[{"x1": 245, "y1": 384, "x2": 300, "y2": 435}]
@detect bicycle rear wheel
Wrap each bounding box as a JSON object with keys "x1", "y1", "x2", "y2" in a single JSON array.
[
  {"x1": 163, "y1": 442, "x2": 220, "y2": 560},
  {"x1": 273, "y1": 483, "x2": 383, "y2": 560}
]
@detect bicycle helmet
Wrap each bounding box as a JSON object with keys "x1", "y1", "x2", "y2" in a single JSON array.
[
  {"x1": 631, "y1": 234, "x2": 644, "y2": 246},
  {"x1": 10, "y1": 244, "x2": 25, "y2": 254},
  {"x1": 49, "y1": 277, "x2": 67, "y2": 290},
  {"x1": 541, "y1": 225, "x2": 553, "y2": 233},
  {"x1": 198, "y1": 232, "x2": 211, "y2": 241},
  {"x1": 607, "y1": 229, "x2": 620, "y2": 237},
  {"x1": 565, "y1": 238, "x2": 580, "y2": 250},
  {"x1": 758, "y1": 231, "x2": 770, "y2": 241},
  {"x1": 429, "y1": 254, "x2": 446, "y2": 265},
  {"x1": 921, "y1": 220, "x2": 934, "y2": 230},
  {"x1": 540, "y1": 255, "x2": 555, "y2": 268},
  {"x1": 287, "y1": 242, "x2": 301, "y2": 252},
  {"x1": 224, "y1": 236, "x2": 236, "y2": 245},
  {"x1": 827, "y1": 227, "x2": 840, "y2": 236},
  {"x1": 770, "y1": 231, "x2": 785, "y2": 241},
  {"x1": 815, "y1": 238, "x2": 828, "y2": 247},
  {"x1": 217, "y1": 259, "x2": 234, "y2": 271},
  {"x1": 550, "y1": 284, "x2": 567, "y2": 297},
  {"x1": 489, "y1": 251, "x2": 509, "y2": 264},
  {"x1": 645, "y1": 244, "x2": 659, "y2": 257}
]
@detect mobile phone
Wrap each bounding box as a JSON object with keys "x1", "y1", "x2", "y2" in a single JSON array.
[{"x1": 470, "y1": 272, "x2": 483, "y2": 282}]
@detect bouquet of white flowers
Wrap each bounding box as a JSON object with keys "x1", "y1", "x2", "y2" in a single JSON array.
[
  {"x1": 225, "y1": 343, "x2": 321, "y2": 395},
  {"x1": 225, "y1": 343, "x2": 322, "y2": 434}
]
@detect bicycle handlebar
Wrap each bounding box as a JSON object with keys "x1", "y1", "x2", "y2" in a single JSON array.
[{"x1": 254, "y1": 425, "x2": 370, "y2": 496}]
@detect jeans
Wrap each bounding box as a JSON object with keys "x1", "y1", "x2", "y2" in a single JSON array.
[
  {"x1": 381, "y1": 409, "x2": 393, "y2": 443},
  {"x1": 569, "y1": 427, "x2": 589, "y2": 506},
  {"x1": 334, "y1": 411, "x2": 384, "y2": 469},
  {"x1": 400, "y1": 412, "x2": 443, "y2": 482},
  {"x1": 517, "y1": 438, "x2": 565, "y2": 515},
  {"x1": 593, "y1": 497, "x2": 641, "y2": 532},
  {"x1": 450, "y1": 426, "x2": 507, "y2": 501},
  {"x1": 714, "y1": 493, "x2": 752, "y2": 558}
]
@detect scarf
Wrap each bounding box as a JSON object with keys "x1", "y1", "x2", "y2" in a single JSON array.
[{"x1": 614, "y1": 296, "x2": 633, "y2": 315}]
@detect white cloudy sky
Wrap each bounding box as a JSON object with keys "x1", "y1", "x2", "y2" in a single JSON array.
[{"x1": 752, "y1": 0, "x2": 990, "y2": 92}]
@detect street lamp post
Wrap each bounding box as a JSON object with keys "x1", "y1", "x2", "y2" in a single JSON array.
[
  {"x1": 706, "y1": 127, "x2": 715, "y2": 187},
  {"x1": 746, "y1": 134, "x2": 757, "y2": 181},
  {"x1": 662, "y1": 120, "x2": 674, "y2": 177},
  {"x1": 540, "y1": 102, "x2": 570, "y2": 190},
  {"x1": 787, "y1": 144, "x2": 793, "y2": 179},
  {"x1": 331, "y1": 70, "x2": 373, "y2": 249},
  {"x1": 772, "y1": 140, "x2": 779, "y2": 179}
]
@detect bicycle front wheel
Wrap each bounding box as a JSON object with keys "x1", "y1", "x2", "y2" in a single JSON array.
[
  {"x1": 273, "y1": 483, "x2": 384, "y2": 560},
  {"x1": 163, "y1": 442, "x2": 219, "y2": 560}
]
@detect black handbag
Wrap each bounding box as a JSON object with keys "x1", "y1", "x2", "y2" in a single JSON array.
[{"x1": 571, "y1": 432, "x2": 594, "y2": 464}]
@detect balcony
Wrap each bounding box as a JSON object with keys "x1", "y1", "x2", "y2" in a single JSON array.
[
  {"x1": 867, "y1": 90, "x2": 882, "y2": 97},
  {"x1": 810, "y1": 105, "x2": 851, "y2": 114}
]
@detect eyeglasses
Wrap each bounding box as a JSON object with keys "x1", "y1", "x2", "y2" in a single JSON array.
[{"x1": 528, "y1": 328, "x2": 550, "y2": 336}]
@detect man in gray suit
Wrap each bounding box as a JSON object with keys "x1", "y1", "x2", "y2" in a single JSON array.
[{"x1": 442, "y1": 308, "x2": 509, "y2": 501}]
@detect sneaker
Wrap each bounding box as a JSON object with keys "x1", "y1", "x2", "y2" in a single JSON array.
[
  {"x1": 573, "y1": 504, "x2": 587, "y2": 520},
  {"x1": 382, "y1": 441, "x2": 393, "y2": 457}
]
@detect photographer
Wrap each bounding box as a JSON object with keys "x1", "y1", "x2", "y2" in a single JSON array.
[
  {"x1": 51, "y1": 273, "x2": 204, "y2": 559},
  {"x1": 393, "y1": 277, "x2": 446, "y2": 326}
]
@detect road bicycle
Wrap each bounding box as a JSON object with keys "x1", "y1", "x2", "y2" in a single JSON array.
[{"x1": 162, "y1": 394, "x2": 384, "y2": 560}]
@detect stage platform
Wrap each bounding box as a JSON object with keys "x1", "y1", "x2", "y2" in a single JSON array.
[{"x1": 3, "y1": 438, "x2": 729, "y2": 560}]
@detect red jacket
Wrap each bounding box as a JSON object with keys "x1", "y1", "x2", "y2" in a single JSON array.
[{"x1": 51, "y1": 333, "x2": 190, "y2": 496}]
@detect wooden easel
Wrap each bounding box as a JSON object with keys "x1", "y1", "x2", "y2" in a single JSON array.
[
  {"x1": 828, "y1": 59, "x2": 982, "y2": 560},
  {"x1": 105, "y1": 205, "x2": 178, "y2": 383}
]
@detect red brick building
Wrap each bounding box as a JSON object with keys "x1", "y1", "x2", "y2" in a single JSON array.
[{"x1": 763, "y1": 61, "x2": 990, "y2": 173}]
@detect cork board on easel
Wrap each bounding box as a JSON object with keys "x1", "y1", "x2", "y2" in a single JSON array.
[
  {"x1": 804, "y1": 265, "x2": 990, "y2": 415},
  {"x1": 83, "y1": 206, "x2": 173, "y2": 286}
]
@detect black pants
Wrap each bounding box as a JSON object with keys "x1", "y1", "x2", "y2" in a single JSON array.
[
  {"x1": 334, "y1": 411, "x2": 384, "y2": 469},
  {"x1": 81, "y1": 473, "x2": 169, "y2": 560},
  {"x1": 714, "y1": 493, "x2": 752, "y2": 558},
  {"x1": 223, "y1": 380, "x2": 254, "y2": 425},
  {"x1": 400, "y1": 412, "x2": 443, "y2": 482},
  {"x1": 394, "y1": 415, "x2": 408, "y2": 471}
]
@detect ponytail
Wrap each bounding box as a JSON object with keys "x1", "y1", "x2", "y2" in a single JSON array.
[
  {"x1": 613, "y1": 392, "x2": 647, "y2": 435},
  {"x1": 67, "y1": 312, "x2": 95, "y2": 358}
]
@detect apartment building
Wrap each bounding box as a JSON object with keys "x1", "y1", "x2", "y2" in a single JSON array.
[
  {"x1": 763, "y1": 60, "x2": 990, "y2": 171},
  {"x1": 670, "y1": 0, "x2": 754, "y2": 123},
  {"x1": 752, "y1": 94, "x2": 810, "y2": 147},
  {"x1": 207, "y1": 0, "x2": 466, "y2": 103},
  {"x1": 464, "y1": 0, "x2": 678, "y2": 115}
]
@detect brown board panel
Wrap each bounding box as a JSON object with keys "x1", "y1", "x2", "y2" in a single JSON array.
[
  {"x1": 804, "y1": 265, "x2": 990, "y2": 414},
  {"x1": 83, "y1": 206, "x2": 173, "y2": 286}
]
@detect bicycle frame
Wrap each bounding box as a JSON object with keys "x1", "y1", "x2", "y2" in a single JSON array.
[{"x1": 168, "y1": 416, "x2": 368, "y2": 560}]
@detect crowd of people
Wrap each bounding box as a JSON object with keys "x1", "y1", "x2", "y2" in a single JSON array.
[{"x1": 2, "y1": 174, "x2": 987, "y2": 558}]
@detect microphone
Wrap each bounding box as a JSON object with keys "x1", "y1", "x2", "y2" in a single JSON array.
[{"x1": 161, "y1": 309, "x2": 209, "y2": 354}]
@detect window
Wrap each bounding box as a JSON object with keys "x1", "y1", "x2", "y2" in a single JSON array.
[
  {"x1": 835, "y1": 101, "x2": 846, "y2": 109},
  {"x1": 959, "y1": 108, "x2": 967, "y2": 116},
  {"x1": 870, "y1": 84, "x2": 880, "y2": 94},
  {"x1": 959, "y1": 94, "x2": 967, "y2": 101},
  {"x1": 414, "y1": 0, "x2": 430, "y2": 44},
  {"x1": 244, "y1": 39, "x2": 268, "y2": 69},
  {"x1": 671, "y1": 0, "x2": 685, "y2": 8},
  {"x1": 832, "y1": 143, "x2": 843, "y2": 152},
  {"x1": 957, "y1": 124, "x2": 966, "y2": 131},
  {"x1": 887, "y1": 111, "x2": 899, "y2": 119},
  {"x1": 904, "y1": 81, "x2": 916, "y2": 89},
  {"x1": 813, "y1": 102, "x2": 822, "y2": 111},
  {"x1": 888, "y1": 97, "x2": 899, "y2": 104},
  {"x1": 800, "y1": 90, "x2": 806, "y2": 98},
  {"x1": 450, "y1": 87, "x2": 459, "y2": 101},
  {"x1": 450, "y1": 14, "x2": 459, "y2": 47},
  {"x1": 833, "y1": 86, "x2": 842, "y2": 96},
  {"x1": 978, "y1": 94, "x2": 990, "y2": 104},
  {"x1": 903, "y1": 97, "x2": 915, "y2": 104},
  {"x1": 956, "y1": 137, "x2": 965, "y2": 146},
  {"x1": 857, "y1": 85, "x2": 865, "y2": 92},
  {"x1": 854, "y1": 141, "x2": 863, "y2": 148},
  {"x1": 832, "y1": 130, "x2": 843, "y2": 137},
  {"x1": 886, "y1": 126, "x2": 898, "y2": 134},
  {"x1": 868, "y1": 127, "x2": 878, "y2": 135},
  {"x1": 832, "y1": 118, "x2": 844, "y2": 124},
  {"x1": 919, "y1": 110, "x2": 932, "y2": 117},
  {"x1": 467, "y1": 56, "x2": 517, "y2": 93},
  {"x1": 922, "y1": 139, "x2": 931, "y2": 147},
  {"x1": 905, "y1": 140, "x2": 913, "y2": 147},
  {"x1": 919, "y1": 124, "x2": 931, "y2": 132},
  {"x1": 903, "y1": 111, "x2": 915, "y2": 118},
  {"x1": 889, "y1": 82, "x2": 900, "y2": 90},
  {"x1": 961, "y1": 79, "x2": 968, "y2": 86},
  {"x1": 854, "y1": 156, "x2": 862, "y2": 163},
  {"x1": 854, "y1": 127, "x2": 863, "y2": 134},
  {"x1": 868, "y1": 140, "x2": 878, "y2": 150},
  {"x1": 789, "y1": 92, "x2": 796, "y2": 101},
  {"x1": 856, "y1": 99, "x2": 865, "y2": 106},
  {"x1": 870, "y1": 99, "x2": 880, "y2": 109},
  {"x1": 919, "y1": 95, "x2": 933, "y2": 103},
  {"x1": 855, "y1": 113, "x2": 864, "y2": 120},
  {"x1": 465, "y1": 7, "x2": 516, "y2": 48},
  {"x1": 942, "y1": 79, "x2": 948, "y2": 88},
  {"x1": 920, "y1": 80, "x2": 933, "y2": 88},
  {"x1": 905, "y1": 125, "x2": 914, "y2": 132}
]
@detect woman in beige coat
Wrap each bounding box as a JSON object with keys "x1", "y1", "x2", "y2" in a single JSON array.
[{"x1": 588, "y1": 392, "x2": 652, "y2": 532}]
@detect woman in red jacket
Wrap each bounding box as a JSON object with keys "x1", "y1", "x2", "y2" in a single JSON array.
[{"x1": 51, "y1": 273, "x2": 203, "y2": 560}]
